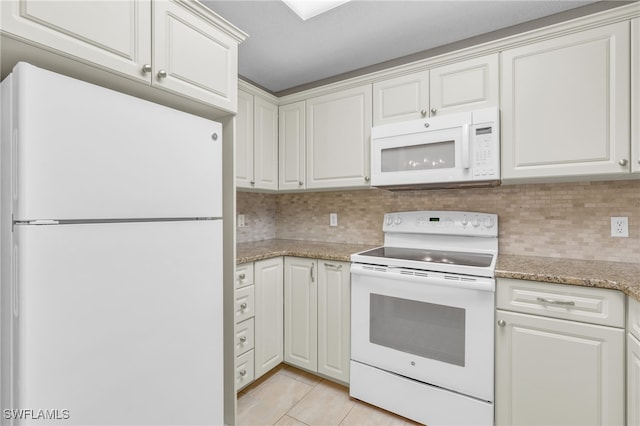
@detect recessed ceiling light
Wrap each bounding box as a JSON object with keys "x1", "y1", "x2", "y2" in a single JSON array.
[{"x1": 282, "y1": 0, "x2": 351, "y2": 21}]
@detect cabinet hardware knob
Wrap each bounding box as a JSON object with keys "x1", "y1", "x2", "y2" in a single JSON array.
[
  {"x1": 619, "y1": 159, "x2": 629, "y2": 166},
  {"x1": 298, "y1": 181, "x2": 304, "y2": 186},
  {"x1": 497, "y1": 320, "x2": 506, "y2": 327},
  {"x1": 536, "y1": 297, "x2": 575, "y2": 306},
  {"x1": 238, "y1": 273, "x2": 246, "y2": 280},
  {"x1": 239, "y1": 369, "x2": 247, "y2": 376},
  {"x1": 364, "y1": 176, "x2": 370, "y2": 182},
  {"x1": 424, "y1": 123, "x2": 430, "y2": 128},
  {"x1": 420, "y1": 109, "x2": 427, "y2": 117},
  {"x1": 157, "y1": 69, "x2": 167, "y2": 79},
  {"x1": 250, "y1": 180, "x2": 255, "y2": 186},
  {"x1": 430, "y1": 107, "x2": 437, "y2": 115},
  {"x1": 310, "y1": 263, "x2": 315, "y2": 282},
  {"x1": 239, "y1": 336, "x2": 247, "y2": 343},
  {"x1": 240, "y1": 302, "x2": 247, "y2": 310},
  {"x1": 141, "y1": 64, "x2": 152, "y2": 74},
  {"x1": 211, "y1": 133, "x2": 218, "y2": 141}
]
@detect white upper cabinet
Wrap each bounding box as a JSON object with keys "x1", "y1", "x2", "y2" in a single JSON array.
[
  {"x1": 306, "y1": 85, "x2": 372, "y2": 189},
  {"x1": 0, "y1": 0, "x2": 152, "y2": 82},
  {"x1": 279, "y1": 101, "x2": 306, "y2": 190},
  {"x1": 429, "y1": 54, "x2": 499, "y2": 117},
  {"x1": 501, "y1": 22, "x2": 631, "y2": 181},
  {"x1": 152, "y1": 1, "x2": 238, "y2": 111},
  {"x1": 254, "y1": 96, "x2": 279, "y2": 190},
  {"x1": 372, "y1": 70, "x2": 430, "y2": 126},
  {"x1": 236, "y1": 88, "x2": 278, "y2": 191},
  {"x1": 1, "y1": 0, "x2": 244, "y2": 112},
  {"x1": 236, "y1": 90, "x2": 255, "y2": 188},
  {"x1": 372, "y1": 54, "x2": 498, "y2": 126},
  {"x1": 632, "y1": 18, "x2": 640, "y2": 174}
]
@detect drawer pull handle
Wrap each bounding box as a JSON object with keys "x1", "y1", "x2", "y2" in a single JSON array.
[
  {"x1": 238, "y1": 273, "x2": 246, "y2": 280},
  {"x1": 239, "y1": 369, "x2": 247, "y2": 377},
  {"x1": 240, "y1": 302, "x2": 247, "y2": 310},
  {"x1": 239, "y1": 336, "x2": 247, "y2": 343},
  {"x1": 324, "y1": 263, "x2": 342, "y2": 270},
  {"x1": 536, "y1": 297, "x2": 575, "y2": 306}
]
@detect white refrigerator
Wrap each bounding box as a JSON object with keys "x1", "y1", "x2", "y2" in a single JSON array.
[{"x1": 1, "y1": 63, "x2": 224, "y2": 425}]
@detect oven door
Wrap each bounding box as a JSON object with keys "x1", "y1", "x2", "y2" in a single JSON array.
[{"x1": 350, "y1": 263, "x2": 494, "y2": 402}]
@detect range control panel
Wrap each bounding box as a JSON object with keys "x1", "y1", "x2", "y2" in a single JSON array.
[{"x1": 383, "y1": 210, "x2": 498, "y2": 237}]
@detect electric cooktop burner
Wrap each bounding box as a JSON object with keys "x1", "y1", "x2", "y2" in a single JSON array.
[{"x1": 358, "y1": 247, "x2": 494, "y2": 268}]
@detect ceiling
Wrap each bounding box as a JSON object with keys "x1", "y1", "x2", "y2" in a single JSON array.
[{"x1": 202, "y1": 0, "x2": 625, "y2": 95}]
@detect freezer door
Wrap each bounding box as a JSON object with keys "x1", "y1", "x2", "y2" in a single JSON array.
[
  {"x1": 10, "y1": 63, "x2": 222, "y2": 221},
  {"x1": 8, "y1": 220, "x2": 222, "y2": 425}
]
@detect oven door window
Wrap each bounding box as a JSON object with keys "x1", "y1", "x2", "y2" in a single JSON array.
[{"x1": 370, "y1": 293, "x2": 465, "y2": 367}]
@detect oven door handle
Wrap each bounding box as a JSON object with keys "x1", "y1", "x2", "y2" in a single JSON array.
[{"x1": 351, "y1": 264, "x2": 495, "y2": 292}]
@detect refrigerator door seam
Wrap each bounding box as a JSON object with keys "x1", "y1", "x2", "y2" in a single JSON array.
[{"x1": 13, "y1": 217, "x2": 222, "y2": 225}]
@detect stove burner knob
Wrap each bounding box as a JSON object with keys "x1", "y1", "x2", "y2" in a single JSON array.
[
  {"x1": 385, "y1": 216, "x2": 393, "y2": 225},
  {"x1": 471, "y1": 215, "x2": 481, "y2": 227},
  {"x1": 483, "y1": 217, "x2": 495, "y2": 228},
  {"x1": 394, "y1": 216, "x2": 403, "y2": 225},
  {"x1": 461, "y1": 215, "x2": 469, "y2": 226}
]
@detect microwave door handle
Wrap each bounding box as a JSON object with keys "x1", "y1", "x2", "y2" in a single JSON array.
[{"x1": 462, "y1": 124, "x2": 470, "y2": 169}]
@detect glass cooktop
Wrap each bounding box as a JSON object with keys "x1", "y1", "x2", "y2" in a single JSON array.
[{"x1": 358, "y1": 247, "x2": 493, "y2": 268}]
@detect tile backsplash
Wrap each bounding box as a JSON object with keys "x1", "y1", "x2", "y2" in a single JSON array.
[{"x1": 237, "y1": 180, "x2": 640, "y2": 263}]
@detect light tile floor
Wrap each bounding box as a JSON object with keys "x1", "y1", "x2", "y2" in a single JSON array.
[{"x1": 236, "y1": 364, "x2": 422, "y2": 426}]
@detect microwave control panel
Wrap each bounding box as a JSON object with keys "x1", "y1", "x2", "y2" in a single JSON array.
[{"x1": 471, "y1": 123, "x2": 499, "y2": 179}]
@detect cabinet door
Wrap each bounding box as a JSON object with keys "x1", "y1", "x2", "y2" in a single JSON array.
[
  {"x1": 279, "y1": 101, "x2": 306, "y2": 190},
  {"x1": 429, "y1": 54, "x2": 498, "y2": 117},
  {"x1": 501, "y1": 22, "x2": 630, "y2": 181},
  {"x1": 0, "y1": 0, "x2": 151, "y2": 82},
  {"x1": 306, "y1": 85, "x2": 372, "y2": 189},
  {"x1": 629, "y1": 332, "x2": 640, "y2": 426},
  {"x1": 236, "y1": 90, "x2": 255, "y2": 188},
  {"x1": 495, "y1": 310, "x2": 624, "y2": 426},
  {"x1": 632, "y1": 18, "x2": 640, "y2": 174},
  {"x1": 153, "y1": 0, "x2": 238, "y2": 112},
  {"x1": 317, "y1": 261, "x2": 350, "y2": 383},
  {"x1": 254, "y1": 97, "x2": 279, "y2": 191},
  {"x1": 372, "y1": 70, "x2": 429, "y2": 125},
  {"x1": 254, "y1": 257, "x2": 284, "y2": 379},
  {"x1": 284, "y1": 257, "x2": 317, "y2": 371}
]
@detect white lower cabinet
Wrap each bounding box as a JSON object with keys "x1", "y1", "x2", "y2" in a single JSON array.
[
  {"x1": 254, "y1": 257, "x2": 284, "y2": 379},
  {"x1": 284, "y1": 257, "x2": 351, "y2": 383},
  {"x1": 234, "y1": 264, "x2": 255, "y2": 391},
  {"x1": 495, "y1": 279, "x2": 625, "y2": 426},
  {"x1": 629, "y1": 297, "x2": 640, "y2": 426},
  {"x1": 235, "y1": 258, "x2": 284, "y2": 390}
]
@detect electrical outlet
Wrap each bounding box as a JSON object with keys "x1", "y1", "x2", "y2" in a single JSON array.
[
  {"x1": 238, "y1": 214, "x2": 246, "y2": 228},
  {"x1": 611, "y1": 216, "x2": 628, "y2": 237},
  {"x1": 330, "y1": 213, "x2": 338, "y2": 227}
]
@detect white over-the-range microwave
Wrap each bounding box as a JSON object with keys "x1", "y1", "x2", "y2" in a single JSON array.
[{"x1": 370, "y1": 107, "x2": 499, "y2": 190}]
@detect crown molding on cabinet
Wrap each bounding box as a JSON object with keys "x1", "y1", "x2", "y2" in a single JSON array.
[
  {"x1": 176, "y1": 0, "x2": 248, "y2": 43},
  {"x1": 273, "y1": 2, "x2": 639, "y2": 105}
]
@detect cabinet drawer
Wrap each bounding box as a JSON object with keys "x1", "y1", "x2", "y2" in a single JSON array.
[
  {"x1": 236, "y1": 264, "x2": 254, "y2": 289},
  {"x1": 235, "y1": 318, "x2": 255, "y2": 357},
  {"x1": 236, "y1": 349, "x2": 254, "y2": 391},
  {"x1": 235, "y1": 285, "x2": 255, "y2": 324},
  {"x1": 497, "y1": 278, "x2": 624, "y2": 328},
  {"x1": 630, "y1": 297, "x2": 640, "y2": 341}
]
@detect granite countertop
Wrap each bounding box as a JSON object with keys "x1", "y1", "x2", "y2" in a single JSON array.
[
  {"x1": 237, "y1": 239, "x2": 640, "y2": 302},
  {"x1": 237, "y1": 239, "x2": 377, "y2": 264}
]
